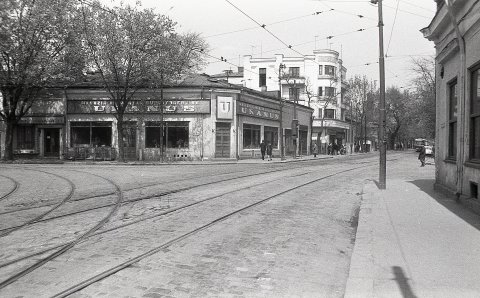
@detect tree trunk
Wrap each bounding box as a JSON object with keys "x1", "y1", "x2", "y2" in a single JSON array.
[
  {"x1": 3, "y1": 121, "x2": 15, "y2": 161},
  {"x1": 117, "y1": 115, "x2": 125, "y2": 162}
]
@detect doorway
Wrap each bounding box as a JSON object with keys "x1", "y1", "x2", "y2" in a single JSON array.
[
  {"x1": 44, "y1": 128, "x2": 60, "y2": 157},
  {"x1": 215, "y1": 122, "x2": 231, "y2": 158}
]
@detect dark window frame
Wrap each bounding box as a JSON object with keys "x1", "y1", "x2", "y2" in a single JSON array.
[
  {"x1": 259, "y1": 68, "x2": 267, "y2": 87},
  {"x1": 448, "y1": 79, "x2": 457, "y2": 160},
  {"x1": 243, "y1": 123, "x2": 261, "y2": 149},
  {"x1": 289, "y1": 67, "x2": 300, "y2": 77},
  {"x1": 325, "y1": 65, "x2": 336, "y2": 76},
  {"x1": 470, "y1": 65, "x2": 480, "y2": 161},
  {"x1": 324, "y1": 109, "x2": 335, "y2": 119}
]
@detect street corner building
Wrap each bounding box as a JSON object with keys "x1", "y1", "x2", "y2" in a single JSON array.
[
  {"x1": 0, "y1": 74, "x2": 313, "y2": 161},
  {"x1": 223, "y1": 49, "x2": 352, "y2": 154},
  {"x1": 422, "y1": 0, "x2": 480, "y2": 210}
]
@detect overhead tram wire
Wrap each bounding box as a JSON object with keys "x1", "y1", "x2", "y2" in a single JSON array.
[
  {"x1": 386, "y1": 0, "x2": 400, "y2": 56},
  {"x1": 204, "y1": 25, "x2": 376, "y2": 68},
  {"x1": 223, "y1": 0, "x2": 306, "y2": 57},
  {"x1": 205, "y1": 10, "x2": 334, "y2": 39}
]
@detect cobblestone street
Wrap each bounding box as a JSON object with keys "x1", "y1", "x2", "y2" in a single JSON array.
[{"x1": 0, "y1": 152, "x2": 432, "y2": 297}]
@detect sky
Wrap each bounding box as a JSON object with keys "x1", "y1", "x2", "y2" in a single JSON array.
[{"x1": 105, "y1": 0, "x2": 437, "y2": 89}]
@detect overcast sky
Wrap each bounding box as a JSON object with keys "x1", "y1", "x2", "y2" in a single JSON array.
[{"x1": 110, "y1": 0, "x2": 437, "y2": 89}]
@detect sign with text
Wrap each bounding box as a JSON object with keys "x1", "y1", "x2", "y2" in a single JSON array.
[
  {"x1": 237, "y1": 101, "x2": 280, "y2": 121},
  {"x1": 217, "y1": 96, "x2": 233, "y2": 119},
  {"x1": 67, "y1": 99, "x2": 211, "y2": 114},
  {"x1": 19, "y1": 116, "x2": 65, "y2": 125}
]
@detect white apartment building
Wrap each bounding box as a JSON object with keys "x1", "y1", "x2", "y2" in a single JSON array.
[{"x1": 241, "y1": 49, "x2": 350, "y2": 152}]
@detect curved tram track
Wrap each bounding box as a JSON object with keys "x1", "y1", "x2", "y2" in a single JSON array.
[
  {"x1": 0, "y1": 174, "x2": 19, "y2": 202},
  {"x1": 0, "y1": 154, "x2": 397, "y2": 295},
  {"x1": 0, "y1": 170, "x2": 124, "y2": 290}
]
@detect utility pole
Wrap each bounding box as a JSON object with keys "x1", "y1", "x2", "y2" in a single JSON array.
[
  {"x1": 278, "y1": 64, "x2": 286, "y2": 160},
  {"x1": 372, "y1": 0, "x2": 387, "y2": 189},
  {"x1": 293, "y1": 80, "x2": 298, "y2": 159},
  {"x1": 363, "y1": 80, "x2": 367, "y2": 153}
]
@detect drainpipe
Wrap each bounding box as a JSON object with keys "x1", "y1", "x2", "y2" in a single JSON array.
[{"x1": 445, "y1": 0, "x2": 466, "y2": 197}]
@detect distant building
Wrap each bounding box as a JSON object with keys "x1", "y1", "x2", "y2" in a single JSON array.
[
  {"x1": 422, "y1": 0, "x2": 480, "y2": 210},
  {"x1": 213, "y1": 49, "x2": 351, "y2": 154}
]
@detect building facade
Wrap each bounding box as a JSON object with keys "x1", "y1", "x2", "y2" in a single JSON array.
[
  {"x1": 0, "y1": 74, "x2": 312, "y2": 161},
  {"x1": 422, "y1": 0, "x2": 480, "y2": 210},
  {"x1": 240, "y1": 49, "x2": 350, "y2": 152}
]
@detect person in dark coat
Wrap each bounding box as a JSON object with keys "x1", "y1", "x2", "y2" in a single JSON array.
[
  {"x1": 418, "y1": 145, "x2": 426, "y2": 167},
  {"x1": 266, "y1": 142, "x2": 273, "y2": 161},
  {"x1": 260, "y1": 140, "x2": 266, "y2": 160},
  {"x1": 312, "y1": 142, "x2": 318, "y2": 158}
]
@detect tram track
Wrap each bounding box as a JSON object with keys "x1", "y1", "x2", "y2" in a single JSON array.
[
  {"x1": 0, "y1": 169, "x2": 76, "y2": 238},
  {"x1": 0, "y1": 174, "x2": 19, "y2": 202},
  {"x1": 50, "y1": 163, "x2": 373, "y2": 298},
  {"x1": 0, "y1": 160, "x2": 332, "y2": 233},
  {"x1": 0, "y1": 170, "x2": 124, "y2": 290},
  {"x1": 0, "y1": 154, "x2": 394, "y2": 292}
]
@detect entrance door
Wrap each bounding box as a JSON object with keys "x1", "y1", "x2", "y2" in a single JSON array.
[
  {"x1": 44, "y1": 128, "x2": 60, "y2": 157},
  {"x1": 215, "y1": 122, "x2": 231, "y2": 158}
]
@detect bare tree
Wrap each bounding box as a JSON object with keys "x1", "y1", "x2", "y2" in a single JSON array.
[
  {"x1": 80, "y1": 2, "x2": 176, "y2": 162},
  {"x1": 0, "y1": 0, "x2": 81, "y2": 160}
]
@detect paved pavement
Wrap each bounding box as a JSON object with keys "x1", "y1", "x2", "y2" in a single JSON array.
[{"x1": 345, "y1": 163, "x2": 480, "y2": 297}]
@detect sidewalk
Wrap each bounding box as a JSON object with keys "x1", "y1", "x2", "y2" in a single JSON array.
[{"x1": 345, "y1": 177, "x2": 480, "y2": 298}]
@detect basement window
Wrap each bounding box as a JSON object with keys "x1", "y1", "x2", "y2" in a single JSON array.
[{"x1": 470, "y1": 182, "x2": 478, "y2": 200}]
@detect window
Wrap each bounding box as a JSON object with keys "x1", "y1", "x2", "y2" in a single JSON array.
[
  {"x1": 16, "y1": 125, "x2": 35, "y2": 149},
  {"x1": 289, "y1": 67, "x2": 300, "y2": 77},
  {"x1": 325, "y1": 87, "x2": 335, "y2": 97},
  {"x1": 318, "y1": 108, "x2": 322, "y2": 118},
  {"x1": 448, "y1": 80, "x2": 457, "y2": 159},
  {"x1": 71, "y1": 122, "x2": 112, "y2": 147},
  {"x1": 145, "y1": 121, "x2": 189, "y2": 148},
  {"x1": 470, "y1": 67, "x2": 480, "y2": 160},
  {"x1": 318, "y1": 65, "x2": 323, "y2": 75},
  {"x1": 259, "y1": 68, "x2": 266, "y2": 87},
  {"x1": 325, "y1": 65, "x2": 336, "y2": 76},
  {"x1": 324, "y1": 109, "x2": 335, "y2": 119},
  {"x1": 243, "y1": 124, "x2": 260, "y2": 149},
  {"x1": 318, "y1": 87, "x2": 323, "y2": 97},
  {"x1": 264, "y1": 126, "x2": 278, "y2": 149},
  {"x1": 289, "y1": 88, "x2": 300, "y2": 100}
]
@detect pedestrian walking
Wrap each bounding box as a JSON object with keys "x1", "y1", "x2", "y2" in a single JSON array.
[
  {"x1": 260, "y1": 140, "x2": 266, "y2": 160},
  {"x1": 418, "y1": 145, "x2": 426, "y2": 167},
  {"x1": 328, "y1": 143, "x2": 332, "y2": 155},
  {"x1": 312, "y1": 142, "x2": 318, "y2": 158},
  {"x1": 266, "y1": 142, "x2": 273, "y2": 161}
]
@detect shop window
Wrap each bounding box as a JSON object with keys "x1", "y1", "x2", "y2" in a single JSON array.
[
  {"x1": 325, "y1": 65, "x2": 336, "y2": 76},
  {"x1": 264, "y1": 126, "x2": 278, "y2": 149},
  {"x1": 243, "y1": 124, "x2": 260, "y2": 149},
  {"x1": 324, "y1": 109, "x2": 335, "y2": 119},
  {"x1": 470, "y1": 67, "x2": 480, "y2": 160},
  {"x1": 259, "y1": 68, "x2": 266, "y2": 87},
  {"x1": 145, "y1": 121, "x2": 189, "y2": 148},
  {"x1": 166, "y1": 122, "x2": 189, "y2": 148},
  {"x1": 16, "y1": 125, "x2": 35, "y2": 149},
  {"x1": 448, "y1": 80, "x2": 457, "y2": 159},
  {"x1": 145, "y1": 122, "x2": 163, "y2": 148},
  {"x1": 71, "y1": 121, "x2": 112, "y2": 147}
]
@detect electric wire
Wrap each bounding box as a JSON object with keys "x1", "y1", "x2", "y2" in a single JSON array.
[
  {"x1": 205, "y1": 10, "x2": 333, "y2": 39},
  {"x1": 386, "y1": 0, "x2": 400, "y2": 56}
]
